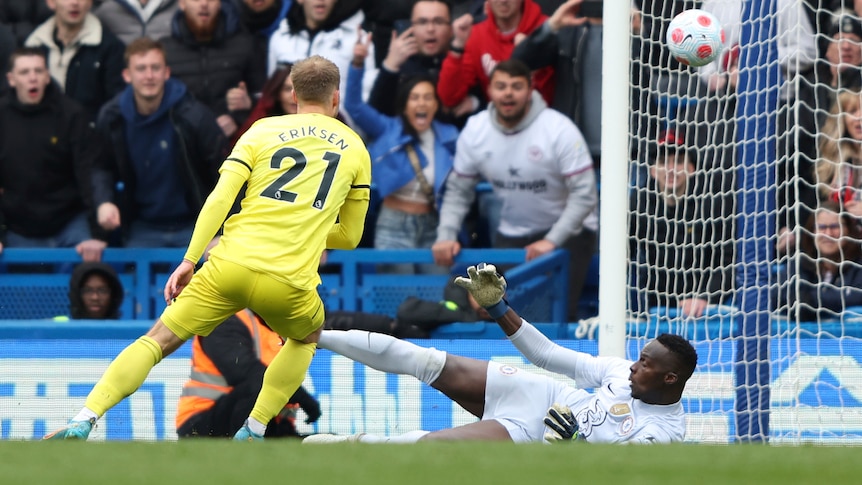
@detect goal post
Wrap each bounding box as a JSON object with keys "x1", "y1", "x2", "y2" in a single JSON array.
[
  {"x1": 733, "y1": 0, "x2": 778, "y2": 443},
  {"x1": 597, "y1": 0, "x2": 633, "y2": 359},
  {"x1": 614, "y1": 0, "x2": 862, "y2": 444}
]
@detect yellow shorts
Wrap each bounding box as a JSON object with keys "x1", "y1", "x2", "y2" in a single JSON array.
[{"x1": 161, "y1": 256, "x2": 324, "y2": 341}]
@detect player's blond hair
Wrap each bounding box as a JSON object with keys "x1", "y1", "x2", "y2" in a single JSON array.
[{"x1": 290, "y1": 56, "x2": 340, "y2": 106}]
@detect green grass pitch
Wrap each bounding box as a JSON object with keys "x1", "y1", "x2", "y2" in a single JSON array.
[{"x1": 2, "y1": 440, "x2": 860, "y2": 485}]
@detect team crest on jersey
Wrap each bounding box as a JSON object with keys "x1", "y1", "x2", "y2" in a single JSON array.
[
  {"x1": 609, "y1": 403, "x2": 631, "y2": 416},
  {"x1": 498, "y1": 365, "x2": 518, "y2": 375},
  {"x1": 527, "y1": 146, "x2": 544, "y2": 163},
  {"x1": 619, "y1": 416, "x2": 635, "y2": 435}
]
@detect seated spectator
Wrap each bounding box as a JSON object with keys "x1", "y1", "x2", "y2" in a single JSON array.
[
  {"x1": 160, "y1": 0, "x2": 266, "y2": 138},
  {"x1": 347, "y1": 38, "x2": 459, "y2": 275},
  {"x1": 68, "y1": 262, "x2": 124, "y2": 319},
  {"x1": 176, "y1": 308, "x2": 322, "y2": 439},
  {"x1": 95, "y1": 0, "x2": 179, "y2": 45},
  {"x1": 93, "y1": 37, "x2": 227, "y2": 248},
  {"x1": 230, "y1": 63, "x2": 296, "y2": 147},
  {"x1": 437, "y1": 0, "x2": 553, "y2": 112},
  {"x1": 628, "y1": 130, "x2": 735, "y2": 318},
  {"x1": 0, "y1": 47, "x2": 106, "y2": 262},
  {"x1": 25, "y1": 0, "x2": 125, "y2": 122},
  {"x1": 773, "y1": 200, "x2": 862, "y2": 321},
  {"x1": 0, "y1": 1, "x2": 53, "y2": 46},
  {"x1": 267, "y1": 0, "x2": 377, "y2": 128}
]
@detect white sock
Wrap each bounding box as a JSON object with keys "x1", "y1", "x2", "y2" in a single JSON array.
[
  {"x1": 319, "y1": 330, "x2": 446, "y2": 385},
  {"x1": 358, "y1": 430, "x2": 430, "y2": 443},
  {"x1": 72, "y1": 407, "x2": 99, "y2": 422},
  {"x1": 246, "y1": 417, "x2": 267, "y2": 436}
]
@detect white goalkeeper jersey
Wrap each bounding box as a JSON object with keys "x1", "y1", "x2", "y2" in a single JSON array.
[{"x1": 508, "y1": 321, "x2": 686, "y2": 444}]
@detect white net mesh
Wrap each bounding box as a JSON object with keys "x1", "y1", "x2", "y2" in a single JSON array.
[{"x1": 626, "y1": 0, "x2": 862, "y2": 443}]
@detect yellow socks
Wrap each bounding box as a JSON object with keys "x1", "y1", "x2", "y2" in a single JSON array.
[
  {"x1": 84, "y1": 336, "x2": 163, "y2": 416},
  {"x1": 249, "y1": 339, "x2": 316, "y2": 426}
]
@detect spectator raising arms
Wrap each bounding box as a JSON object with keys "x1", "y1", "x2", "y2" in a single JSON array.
[
  {"x1": 437, "y1": 0, "x2": 555, "y2": 111},
  {"x1": 367, "y1": 0, "x2": 454, "y2": 118},
  {"x1": 347, "y1": 33, "x2": 459, "y2": 275}
]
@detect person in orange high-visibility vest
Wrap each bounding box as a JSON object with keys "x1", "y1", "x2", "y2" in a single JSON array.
[{"x1": 176, "y1": 308, "x2": 321, "y2": 438}]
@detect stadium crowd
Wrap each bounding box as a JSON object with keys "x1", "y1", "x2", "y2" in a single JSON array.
[{"x1": 3, "y1": 0, "x2": 862, "y2": 321}]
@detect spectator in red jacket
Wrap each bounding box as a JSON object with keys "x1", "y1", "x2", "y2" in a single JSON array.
[{"x1": 436, "y1": 0, "x2": 554, "y2": 112}]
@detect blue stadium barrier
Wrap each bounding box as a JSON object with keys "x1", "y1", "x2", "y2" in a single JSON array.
[
  {"x1": 0, "y1": 248, "x2": 570, "y2": 327},
  {"x1": 631, "y1": 306, "x2": 739, "y2": 340},
  {"x1": 631, "y1": 306, "x2": 862, "y2": 340}
]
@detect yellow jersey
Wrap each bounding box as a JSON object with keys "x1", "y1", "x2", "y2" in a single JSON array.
[{"x1": 210, "y1": 113, "x2": 371, "y2": 289}]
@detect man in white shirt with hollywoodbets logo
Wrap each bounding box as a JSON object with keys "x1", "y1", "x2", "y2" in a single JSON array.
[
  {"x1": 304, "y1": 263, "x2": 697, "y2": 444},
  {"x1": 431, "y1": 58, "x2": 598, "y2": 321}
]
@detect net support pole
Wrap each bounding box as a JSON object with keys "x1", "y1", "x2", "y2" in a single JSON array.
[
  {"x1": 598, "y1": 1, "x2": 631, "y2": 358},
  {"x1": 735, "y1": 0, "x2": 778, "y2": 442}
]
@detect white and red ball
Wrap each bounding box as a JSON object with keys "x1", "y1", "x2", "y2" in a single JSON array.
[{"x1": 666, "y1": 9, "x2": 726, "y2": 67}]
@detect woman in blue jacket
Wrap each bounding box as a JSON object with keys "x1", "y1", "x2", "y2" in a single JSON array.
[{"x1": 345, "y1": 53, "x2": 459, "y2": 274}]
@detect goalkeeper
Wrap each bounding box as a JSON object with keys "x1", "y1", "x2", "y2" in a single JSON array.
[{"x1": 304, "y1": 263, "x2": 698, "y2": 444}]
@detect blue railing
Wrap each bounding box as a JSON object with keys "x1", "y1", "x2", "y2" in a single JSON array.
[{"x1": 0, "y1": 248, "x2": 568, "y2": 324}]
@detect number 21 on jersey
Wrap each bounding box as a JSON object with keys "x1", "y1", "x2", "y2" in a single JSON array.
[{"x1": 260, "y1": 146, "x2": 341, "y2": 210}]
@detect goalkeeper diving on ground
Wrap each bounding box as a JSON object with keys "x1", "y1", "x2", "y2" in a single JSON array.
[{"x1": 305, "y1": 263, "x2": 698, "y2": 444}]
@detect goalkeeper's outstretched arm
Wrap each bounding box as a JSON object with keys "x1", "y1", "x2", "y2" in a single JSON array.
[{"x1": 455, "y1": 263, "x2": 594, "y2": 379}]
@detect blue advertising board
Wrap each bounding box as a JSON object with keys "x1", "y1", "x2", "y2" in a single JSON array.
[{"x1": 2, "y1": 336, "x2": 861, "y2": 443}]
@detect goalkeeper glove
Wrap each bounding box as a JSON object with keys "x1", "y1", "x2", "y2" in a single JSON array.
[
  {"x1": 454, "y1": 263, "x2": 509, "y2": 318},
  {"x1": 543, "y1": 403, "x2": 581, "y2": 443}
]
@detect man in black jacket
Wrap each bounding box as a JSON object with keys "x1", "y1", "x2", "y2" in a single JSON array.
[
  {"x1": 93, "y1": 37, "x2": 227, "y2": 248},
  {"x1": 0, "y1": 47, "x2": 106, "y2": 261},
  {"x1": 160, "y1": 0, "x2": 266, "y2": 138}
]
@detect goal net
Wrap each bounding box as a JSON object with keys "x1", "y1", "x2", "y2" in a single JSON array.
[{"x1": 623, "y1": 0, "x2": 862, "y2": 444}]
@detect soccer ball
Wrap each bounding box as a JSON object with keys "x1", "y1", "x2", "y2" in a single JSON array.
[{"x1": 666, "y1": 9, "x2": 725, "y2": 67}]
